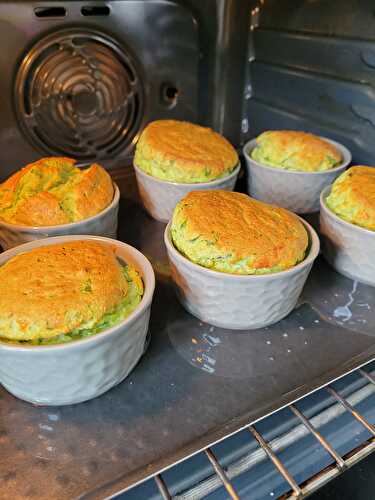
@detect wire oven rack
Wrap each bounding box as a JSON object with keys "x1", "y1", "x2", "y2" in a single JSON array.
[{"x1": 117, "y1": 361, "x2": 375, "y2": 500}]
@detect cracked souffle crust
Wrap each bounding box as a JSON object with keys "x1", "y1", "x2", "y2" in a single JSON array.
[
  {"x1": 134, "y1": 120, "x2": 239, "y2": 183},
  {"x1": 326, "y1": 166, "x2": 375, "y2": 231},
  {"x1": 251, "y1": 130, "x2": 342, "y2": 172},
  {"x1": 0, "y1": 241, "x2": 143, "y2": 342},
  {"x1": 0, "y1": 157, "x2": 114, "y2": 226},
  {"x1": 171, "y1": 191, "x2": 308, "y2": 275}
]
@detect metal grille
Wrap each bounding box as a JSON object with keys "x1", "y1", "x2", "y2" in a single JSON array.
[
  {"x1": 122, "y1": 363, "x2": 375, "y2": 499},
  {"x1": 14, "y1": 28, "x2": 143, "y2": 160}
]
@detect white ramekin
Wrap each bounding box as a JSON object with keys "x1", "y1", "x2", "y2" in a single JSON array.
[
  {"x1": 164, "y1": 220, "x2": 320, "y2": 330},
  {"x1": 320, "y1": 186, "x2": 375, "y2": 286},
  {"x1": 0, "y1": 235, "x2": 155, "y2": 405},
  {"x1": 243, "y1": 138, "x2": 351, "y2": 213},
  {"x1": 134, "y1": 164, "x2": 241, "y2": 223},
  {"x1": 0, "y1": 183, "x2": 120, "y2": 250}
]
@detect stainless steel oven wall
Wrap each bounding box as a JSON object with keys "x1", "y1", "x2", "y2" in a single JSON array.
[
  {"x1": 0, "y1": 1, "x2": 200, "y2": 178},
  {"x1": 182, "y1": 0, "x2": 251, "y2": 146},
  {"x1": 0, "y1": 0, "x2": 251, "y2": 182},
  {"x1": 243, "y1": 0, "x2": 375, "y2": 164}
]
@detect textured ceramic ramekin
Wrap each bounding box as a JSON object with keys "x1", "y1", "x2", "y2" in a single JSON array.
[
  {"x1": 0, "y1": 235, "x2": 155, "y2": 405},
  {"x1": 134, "y1": 164, "x2": 240, "y2": 223},
  {"x1": 0, "y1": 183, "x2": 120, "y2": 250},
  {"x1": 164, "y1": 220, "x2": 320, "y2": 330},
  {"x1": 243, "y1": 138, "x2": 351, "y2": 214},
  {"x1": 320, "y1": 186, "x2": 375, "y2": 286}
]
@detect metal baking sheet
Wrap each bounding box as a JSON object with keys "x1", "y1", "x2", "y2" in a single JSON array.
[{"x1": 1, "y1": 197, "x2": 375, "y2": 500}]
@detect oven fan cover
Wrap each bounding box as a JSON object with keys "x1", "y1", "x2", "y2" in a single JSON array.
[{"x1": 14, "y1": 28, "x2": 144, "y2": 160}]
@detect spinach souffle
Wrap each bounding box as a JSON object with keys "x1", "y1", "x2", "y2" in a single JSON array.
[
  {"x1": 0, "y1": 241, "x2": 143, "y2": 345},
  {"x1": 251, "y1": 131, "x2": 342, "y2": 172},
  {"x1": 134, "y1": 120, "x2": 239, "y2": 183},
  {"x1": 325, "y1": 166, "x2": 375, "y2": 231},
  {"x1": 171, "y1": 191, "x2": 308, "y2": 275},
  {"x1": 0, "y1": 157, "x2": 114, "y2": 226}
]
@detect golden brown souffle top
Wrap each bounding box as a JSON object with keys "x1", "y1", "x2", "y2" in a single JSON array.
[
  {"x1": 326, "y1": 166, "x2": 375, "y2": 230},
  {"x1": 251, "y1": 130, "x2": 342, "y2": 172},
  {"x1": 171, "y1": 191, "x2": 308, "y2": 274},
  {"x1": 134, "y1": 120, "x2": 239, "y2": 183},
  {"x1": 0, "y1": 241, "x2": 128, "y2": 341},
  {"x1": 0, "y1": 157, "x2": 114, "y2": 226}
]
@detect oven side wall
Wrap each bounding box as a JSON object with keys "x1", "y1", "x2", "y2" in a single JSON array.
[{"x1": 243, "y1": 0, "x2": 375, "y2": 164}]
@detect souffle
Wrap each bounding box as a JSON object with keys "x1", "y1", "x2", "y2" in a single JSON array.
[
  {"x1": 251, "y1": 131, "x2": 342, "y2": 172},
  {"x1": 134, "y1": 120, "x2": 239, "y2": 183},
  {"x1": 171, "y1": 191, "x2": 308, "y2": 274},
  {"x1": 325, "y1": 166, "x2": 375, "y2": 231},
  {"x1": 0, "y1": 241, "x2": 143, "y2": 344},
  {"x1": 0, "y1": 157, "x2": 114, "y2": 226}
]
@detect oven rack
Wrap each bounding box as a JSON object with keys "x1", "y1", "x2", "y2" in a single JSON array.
[{"x1": 118, "y1": 361, "x2": 375, "y2": 500}]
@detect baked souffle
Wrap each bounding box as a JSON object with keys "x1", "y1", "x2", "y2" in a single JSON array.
[
  {"x1": 171, "y1": 191, "x2": 308, "y2": 274},
  {"x1": 134, "y1": 120, "x2": 239, "y2": 183},
  {"x1": 0, "y1": 157, "x2": 114, "y2": 226},
  {"x1": 0, "y1": 241, "x2": 143, "y2": 345},
  {"x1": 325, "y1": 166, "x2": 375, "y2": 231},
  {"x1": 251, "y1": 131, "x2": 342, "y2": 172}
]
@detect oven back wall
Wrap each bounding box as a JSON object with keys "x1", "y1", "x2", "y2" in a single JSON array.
[{"x1": 0, "y1": 1, "x2": 199, "y2": 179}]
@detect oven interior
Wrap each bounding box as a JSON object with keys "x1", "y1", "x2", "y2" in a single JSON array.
[{"x1": 1, "y1": 1, "x2": 375, "y2": 499}]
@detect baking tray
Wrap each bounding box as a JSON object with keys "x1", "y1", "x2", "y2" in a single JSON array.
[{"x1": 1, "y1": 196, "x2": 375, "y2": 500}]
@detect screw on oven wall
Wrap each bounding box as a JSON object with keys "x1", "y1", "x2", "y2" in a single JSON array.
[{"x1": 160, "y1": 83, "x2": 179, "y2": 109}]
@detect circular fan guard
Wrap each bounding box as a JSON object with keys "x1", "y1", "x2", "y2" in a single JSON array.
[{"x1": 15, "y1": 29, "x2": 144, "y2": 160}]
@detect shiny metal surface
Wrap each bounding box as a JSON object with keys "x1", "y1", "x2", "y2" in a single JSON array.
[
  {"x1": 244, "y1": 0, "x2": 375, "y2": 164},
  {"x1": 154, "y1": 475, "x2": 171, "y2": 500},
  {"x1": 0, "y1": 0, "x2": 200, "y2": 177},
  {"x1": 1, "y1": 195, "x2": 375, "y2": 499},
  {"x1": 0, "y1": 0, "x2": 254, "y2": 179},
  {"x1": 289, "y1": 404, "x2": 346, "y2": 470},
  {"x1": 143, "y1": 368, "x2": 375, "y2": 500},
  {"x1": 327, "y1": 387, "x2": 375, "y2": 437},
  {"x1": 205, "y1": 448, "x2": 240, "y2": 500},
  {"x1": 249, "y1": 425, "x2": 303, "y2": 497},
  {"x1": 15, "y1": 28, "x2": 144, "y2": 160}
]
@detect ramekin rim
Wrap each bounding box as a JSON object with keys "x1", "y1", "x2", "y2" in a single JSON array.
[
  {"x1": 133, "y1": 162, "x2": 241, "y2": 187},
  {"x1": 0, "y1": 182, "x2": 120, "y2": 232},
  {"x1": 243, "y1": 137, "x2": 352, "y2": 175},
  {"x1": 164, "y1": 217, "x2": 320, "y2": 281},
  {"x1": 320, "y1": 185, "x2": 375, "y2": 236},
  {"x1": 0, "y1": 234, "x2": 155, "y2": 352}
]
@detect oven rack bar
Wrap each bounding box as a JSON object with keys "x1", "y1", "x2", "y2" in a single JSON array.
[
  {"x1": 204, "y1": 448, "x2": 240, "y2": 500},
  {"x1": 155, "y1": 475, "x2": 172, "y2": 500},
  {"x1": 149, "y1": 368, "x2": 375, "y2": 500}
]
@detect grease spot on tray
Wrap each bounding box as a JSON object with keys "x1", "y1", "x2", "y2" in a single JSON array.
[
  {"x1": 302, "y1": 259, "x2": 374, "y2": 335},
  {"x1": 190, "y1": 332, "x2": 220, "y2": 374},
  {"x1": 333, "y1": 281, "x2": 357, "y2": 322},
  {"x1": 39, "y1": 424, "x2": 53, "y2": 432},
  {"x1": 47, "y1": 414, "x2": 59, "y2": 422},
  {"x1": 167, "y1": 304, "x2": 323, "y2": 379}
]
